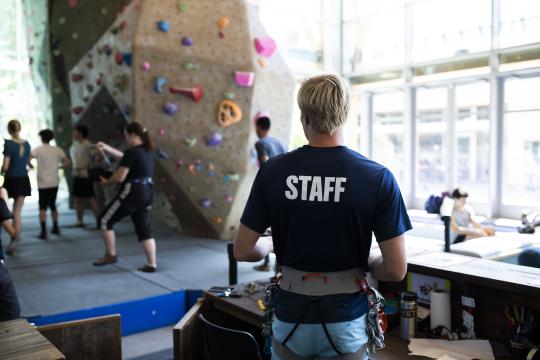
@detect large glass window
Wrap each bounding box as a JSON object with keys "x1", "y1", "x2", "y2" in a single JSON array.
[
  {"x1": 499, "y1": 0, "x2": 540, "y2": 48},
  {"x1": 455, "y1": 82, "x2": 490, "y2": 202},
  {"x1": 416, "y1": 87, "x2": 448, "y2": 197},
  {"x1": 410, "y1": 0, "x2": 491, "y2": 62},
  {"x1": 372, "y1": 91, "x2": 405, "y2": 185},
  {"x1": 502, "y1": 77, "x2": 540, "y2": 207}
]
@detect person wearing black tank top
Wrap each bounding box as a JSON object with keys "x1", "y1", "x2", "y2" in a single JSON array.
[{"x1": 93, "y1": 122, "x2": 158, "y2": 273}]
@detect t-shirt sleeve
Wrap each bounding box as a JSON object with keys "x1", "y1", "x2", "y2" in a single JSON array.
[
  {"x1": 240, "y1": 168, "x2": 270, "y2": 234},
  {"x1": 3, "y1": 141, "x2": 10, "y2": 156},
  {"x1": 255, "y1": 141, "x2": 268, "y2": 161},
  {"x1": 372, "y1": 168, "x2": 412, "y2": 242},
  {"x1": 119, "y1": 149, "x2": 135, "y2": 168}
]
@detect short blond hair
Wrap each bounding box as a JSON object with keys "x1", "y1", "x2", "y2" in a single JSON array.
[{"x1": 297, "y1": 74, "x2": 350, "y2": 135}]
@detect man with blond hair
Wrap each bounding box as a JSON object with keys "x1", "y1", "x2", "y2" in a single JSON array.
[{"x1": 235, "y1": 74, "x2": 411, "y2": 359}]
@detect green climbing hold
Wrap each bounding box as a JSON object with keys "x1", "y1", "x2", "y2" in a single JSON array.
[
  {"x1": 224, "y1": 92, "x2": 235, "y2": 100},
  {"x1": 179, "y1": 2, "x2": 188, "y2": 12},
  {"x1": 184, "y1": 62, "x2": 195, "y2": 70}
]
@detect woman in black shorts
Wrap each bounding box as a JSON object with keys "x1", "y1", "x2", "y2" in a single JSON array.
[
  {"x1": 1, "y1": 120, "x2": 31, "y2": 255},
  {"x1": 93, "y1": 122, "x2": 157, "y2": 272}
]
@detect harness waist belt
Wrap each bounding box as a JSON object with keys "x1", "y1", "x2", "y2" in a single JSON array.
[
  {"x1": 129, "y1": 177, "x2": 153, "y2": 185},
  {"x1": 280, "y1": 266, "x2": 365, "y2": 297},
  {"x1": 272, "y1": 338, "x2": 365, "y2": 360}
]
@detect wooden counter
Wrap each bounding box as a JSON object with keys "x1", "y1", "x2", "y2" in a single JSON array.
[{"x1": 0, "y1": 319, "x2": 65, "y2": 360}]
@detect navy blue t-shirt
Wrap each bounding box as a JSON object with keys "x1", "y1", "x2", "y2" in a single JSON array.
[
  {"x1": 255, "y1": 137, "x2": 287, "y2": 162},
  {"x1": 241, "y1": 145, "x2": 412, "y2": 273}
]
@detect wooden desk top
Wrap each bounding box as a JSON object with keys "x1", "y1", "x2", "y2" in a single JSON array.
[{"x1": 0, "y1": 319, "x2": 65, "y2": 360}]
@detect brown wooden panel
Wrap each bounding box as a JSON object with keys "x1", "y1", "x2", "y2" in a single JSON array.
[
  {"x1": 174, "y1": 299, "x2": 205, "y2": 360},
  {"x1": 0, "y1": 319, "x2": 65, "y2": 360},
  {"x1": 37, "y1": 315, "x2": 121, "y2": 360}
]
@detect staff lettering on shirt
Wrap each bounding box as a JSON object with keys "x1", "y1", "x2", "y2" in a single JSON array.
[{"x1": 285, "y1": 175, "x2": 346, "y2": 202}]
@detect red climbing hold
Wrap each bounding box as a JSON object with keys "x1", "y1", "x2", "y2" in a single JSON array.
[
  {"x1": 72, "y1": 106, "x2": 84, "y2": 114},
  {"x1": 71, "y1": 73, "x2": 84, "y2": 82},
  {"x1": 169, "y1": 86, "x2": 204, "y2": 102},
  {"x1": 114, "y1": 51, "x2": 123, "y2": 65}
]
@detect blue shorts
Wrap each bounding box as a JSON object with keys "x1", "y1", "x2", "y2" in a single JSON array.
[{"x1": 272, "y1": 314, "x2": 369, "y2": 359}]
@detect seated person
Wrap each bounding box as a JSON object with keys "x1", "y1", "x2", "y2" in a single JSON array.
[{"x1": 450, "y1": 188, "x2": 495, "y2": 244}]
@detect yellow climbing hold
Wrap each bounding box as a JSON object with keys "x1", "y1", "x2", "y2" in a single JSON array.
[
  {"x1": 217, "y1": 16, "x2": 230, "y2": 29},
  {"x1": 258, "y1": 58, "x2": 267, "y2": 68}
]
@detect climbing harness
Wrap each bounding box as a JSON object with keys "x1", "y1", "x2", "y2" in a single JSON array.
[{"x1": 262, "y1": 268, "x2": 387, "y2": 359}]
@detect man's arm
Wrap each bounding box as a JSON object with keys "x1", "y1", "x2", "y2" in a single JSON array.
[
  {"x1": 233, "y1": 224, "x2": 273, "y2": 262},
  {"x1": 369, "y1": 235, "x2": 407, "y2": 282}
]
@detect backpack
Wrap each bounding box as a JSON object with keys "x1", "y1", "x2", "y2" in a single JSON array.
[{"x1": 424, "y1": 192, "x2": 450, "y2": 214}]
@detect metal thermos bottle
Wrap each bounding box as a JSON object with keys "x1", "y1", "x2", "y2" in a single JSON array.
[{"x1": 400, "y1": 291, "x2": 417, "y2": 340}]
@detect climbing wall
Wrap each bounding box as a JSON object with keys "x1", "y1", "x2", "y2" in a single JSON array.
[
  {"x1": 69, "y1": 1, "x2": 139, "y2": 123},
  {"x1": 132, "y1": 0, "x2": 295, "y2": 239}
]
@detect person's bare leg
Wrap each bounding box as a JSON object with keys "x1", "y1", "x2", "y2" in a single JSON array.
[
  {"x1": 0, "y1": 189, "x2": 16, "y2": 238},
  {"x1": 51, "y1": 210, "x2": 60, "y2": 234},
  {"x1": 12, "y1": 196, "x2": 24, "y2": 235},
  {"x1": 102, "y1": 230, "x2": 117, "y2": 256},
  {"x1": 39, "y1": 210, "x2": 47, "y2": 239},
  {"x1": 39, "y1": 210, "x2": 46, "y2": 223},
  {"x1": 75, "y1": 197, "x2": 84, "y2": 226},
  {"x1": 89, "y1": 198, "x2": 100, "y2": 227},
  {"x1": 141, "y1": 239, "x2": 157, "y2": 267}
]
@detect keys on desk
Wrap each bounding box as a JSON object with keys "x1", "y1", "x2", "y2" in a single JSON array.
[{"x1": 208, "y1": 286, "x2": 242, "y2": 298}]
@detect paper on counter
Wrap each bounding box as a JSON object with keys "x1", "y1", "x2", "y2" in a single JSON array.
[{"x1": 409, "y1": 339, "x2": 495, "y2": 360}]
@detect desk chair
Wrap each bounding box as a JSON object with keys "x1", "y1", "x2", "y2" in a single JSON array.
[{"x1": 198, "y1": 314, "x2": 263, "y2": 360}]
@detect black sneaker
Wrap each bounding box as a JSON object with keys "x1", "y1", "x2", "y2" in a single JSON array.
[
  {"x1": 39, "y1": 231, "x2": 47, "y2": 240},
  {"x1": 51, "y1": 227, "x2": 61, "y2": 235}
]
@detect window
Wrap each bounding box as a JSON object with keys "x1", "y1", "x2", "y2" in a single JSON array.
[
  {"x1": 372, "y1": 91, "x2": 405, "y2": 185},
  {"x1": 499, "y1": 0, "x2": 540, "y2": 48},
  {"x1": 416, "y1": 87, "x2": 448, "y2": 197},
  {"x1": 454, "y1": 82, "x2": 490, "y2": 202},
  {"x1": 410, "y1": 0, "x2": 491, "y2": 62},
  {"x1": 502, "y1": 77, "x2": 540, "y2": 207}
]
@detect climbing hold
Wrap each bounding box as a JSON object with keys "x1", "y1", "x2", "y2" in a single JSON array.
[
  {"x1": 181, "y1": 37, "x2": 193, "y2": 46},
  {"x1": 169, "y1": 86, "x2": 204, "y2": 102},
  {"x1": 86, "y1": 84, "x2": 94, "y2": 92},
  {"x1": 224, "y1": 92, "x2": 235, "y2": 100},
  {"x1": 156, "y1": 21, "x2": 170, "y2": 32},
  {"x1": 219, "y1": 32, "x2": 225, "y2": 39},
  {"x1": 141, "y1": 62, "x2": 151, "y2": 71},
  {"x1": 114, "y1": 51, "x2": 123, "y2": 65},
  {"x1": 225, "y1": 194, "x2": 233, "y2": 203},
  {"x1": 224, "y1": 174, "x2": 240, "y2": 183},
  {"x1": 217, "y1": 16, "x2": 230, "y2": 29},
  {"x1": 72, "y1": 32, "x2": 79, "y2": 39},
  {"x1": 234, "y1": 71, "x2": 255, "y2": 87},
  {"x1": 188, "y1": 164, "x2": 196, "y2": 175},
  {"x1": 184, "y1": 137, "x2": 197, "y2": 147},
  {"x1": 217, "y1": 100, "x2": 243, "y2": 128},
  {"x1": 199, "y1": 198, "x2": 213, "y2": 208},
  {"x1": 71, "y1": 73, "x2": 84, "y2": 82},
  {"x1": 69, "y1": 0, "x2": 78, "y2": 8},
  {"x1": 122, "y1": 53, "x2": 132, "y2": 66},
  {"x1": 254, "y1": 37, "x2": 277, "y2": 57},
  {"x1": 157, "y1": 148, "x2": 170, "y2": 160},
  {"x1": 159, "y1": 128, "x2": 166, "y2": 136},
  {"x1": 178, "y1": 2, "x2": 189, "y2": 12},
  {"x1": 96, "y1": 77, "x2": 102, "y2": 86},
  {"x1": 102, "y1": 44, "x2": 113, "y2": 56},
  {"x1": 163, "y1": 102, "x2": 178, "y2": 116},
  {"x1": 208, "y1": 163, "x2": 215, "y2": 171},
  {"x1": 176, "y1": 160, "x2": 184, "y2": 170},
  {"x1": 83, "y1": 96, "x2": 90, "y2": 103},
  {"x1": 86, "y1": 61, "x2": 94, "y2": 69},
  {"x1": 72, "y1": 106, "x2": 84, "y2": 115},
  {"x1": 101, "y1": 7, "x2": 108, "y2": 15},
  {"x1": 119, "y1": 21, "x2": 127, "y2": 32},
  {"x1": 154, "y1": 77, "x2": 167, "y2": 93},
  {"x1": 114, "y1": 74, "x2": 129, "y2": 93},
  {"x1": 258, "y1": 58, "x2": 267, "y2": 68},
  {"x1": 59, "y1": 17, "x2": 66, "y2": 25},
  {"x1": 183, "y1": 62, "x2": 195, "y2": 70},
  {"x1": 205, "y1": 132, "x2": 223, "y2": 147},
  {"x1": 211, "y1": 216, "x2": 223, "y2": 224}
]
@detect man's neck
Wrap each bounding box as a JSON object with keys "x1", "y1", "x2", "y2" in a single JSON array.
[{"x1": 307, "y1": 129, "x2": 344, "y2": 148}]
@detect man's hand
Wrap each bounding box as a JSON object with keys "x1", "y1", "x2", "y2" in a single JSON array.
[{"x1": 233, "y1": 224, "x2": 273, "y2": 262}]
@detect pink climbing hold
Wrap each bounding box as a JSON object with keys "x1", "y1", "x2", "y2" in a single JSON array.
[
  {"x1": 169, "y1": 86, "x2": 204, "y2": 102},
  {"x1": 225, "y1": 194, "x2": 233, "y2": 204},
  {"x1": 159, "y1": 128, "x2": 165, "y2": 136},
  {"x1": 234, "y1": 71, "x2": 254, "y2": 87},
  {"x1": 254, "y1": 37, "x2": 277, "y2": 57},
  {"x1": 141, "y1": 62, "x2": 151, "y2": 71},
  {"x1": 69, "y1": 0, "x2": 78, "y2": 8}
]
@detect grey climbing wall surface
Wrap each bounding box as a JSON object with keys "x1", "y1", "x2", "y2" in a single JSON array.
[
  {"x1": 132, "y1": 0, "x2": 295, "y2": 239},
  {"x1": 49, "y1": 0, "x2": 129, "y2": 154},
  {"x1": 65, "y1": 0, "x2": 294, "y2": 240},
  {"x1": 22, "y1": 0, "x2": 52, "y2": 126}
]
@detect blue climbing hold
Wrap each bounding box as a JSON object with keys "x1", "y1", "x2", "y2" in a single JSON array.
[
  {"x1": 157, "y1": 21, "x2": 170, "y2": 32},
  {"x1": 157, "y1": 148, "x2": 170, "y2": 160},
  {"x1": 122, "y1": 53, "x2": 132, "y2": 66},
  {"x1": 154, "y1": 77, "x2": 167, "y2": 94}
]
